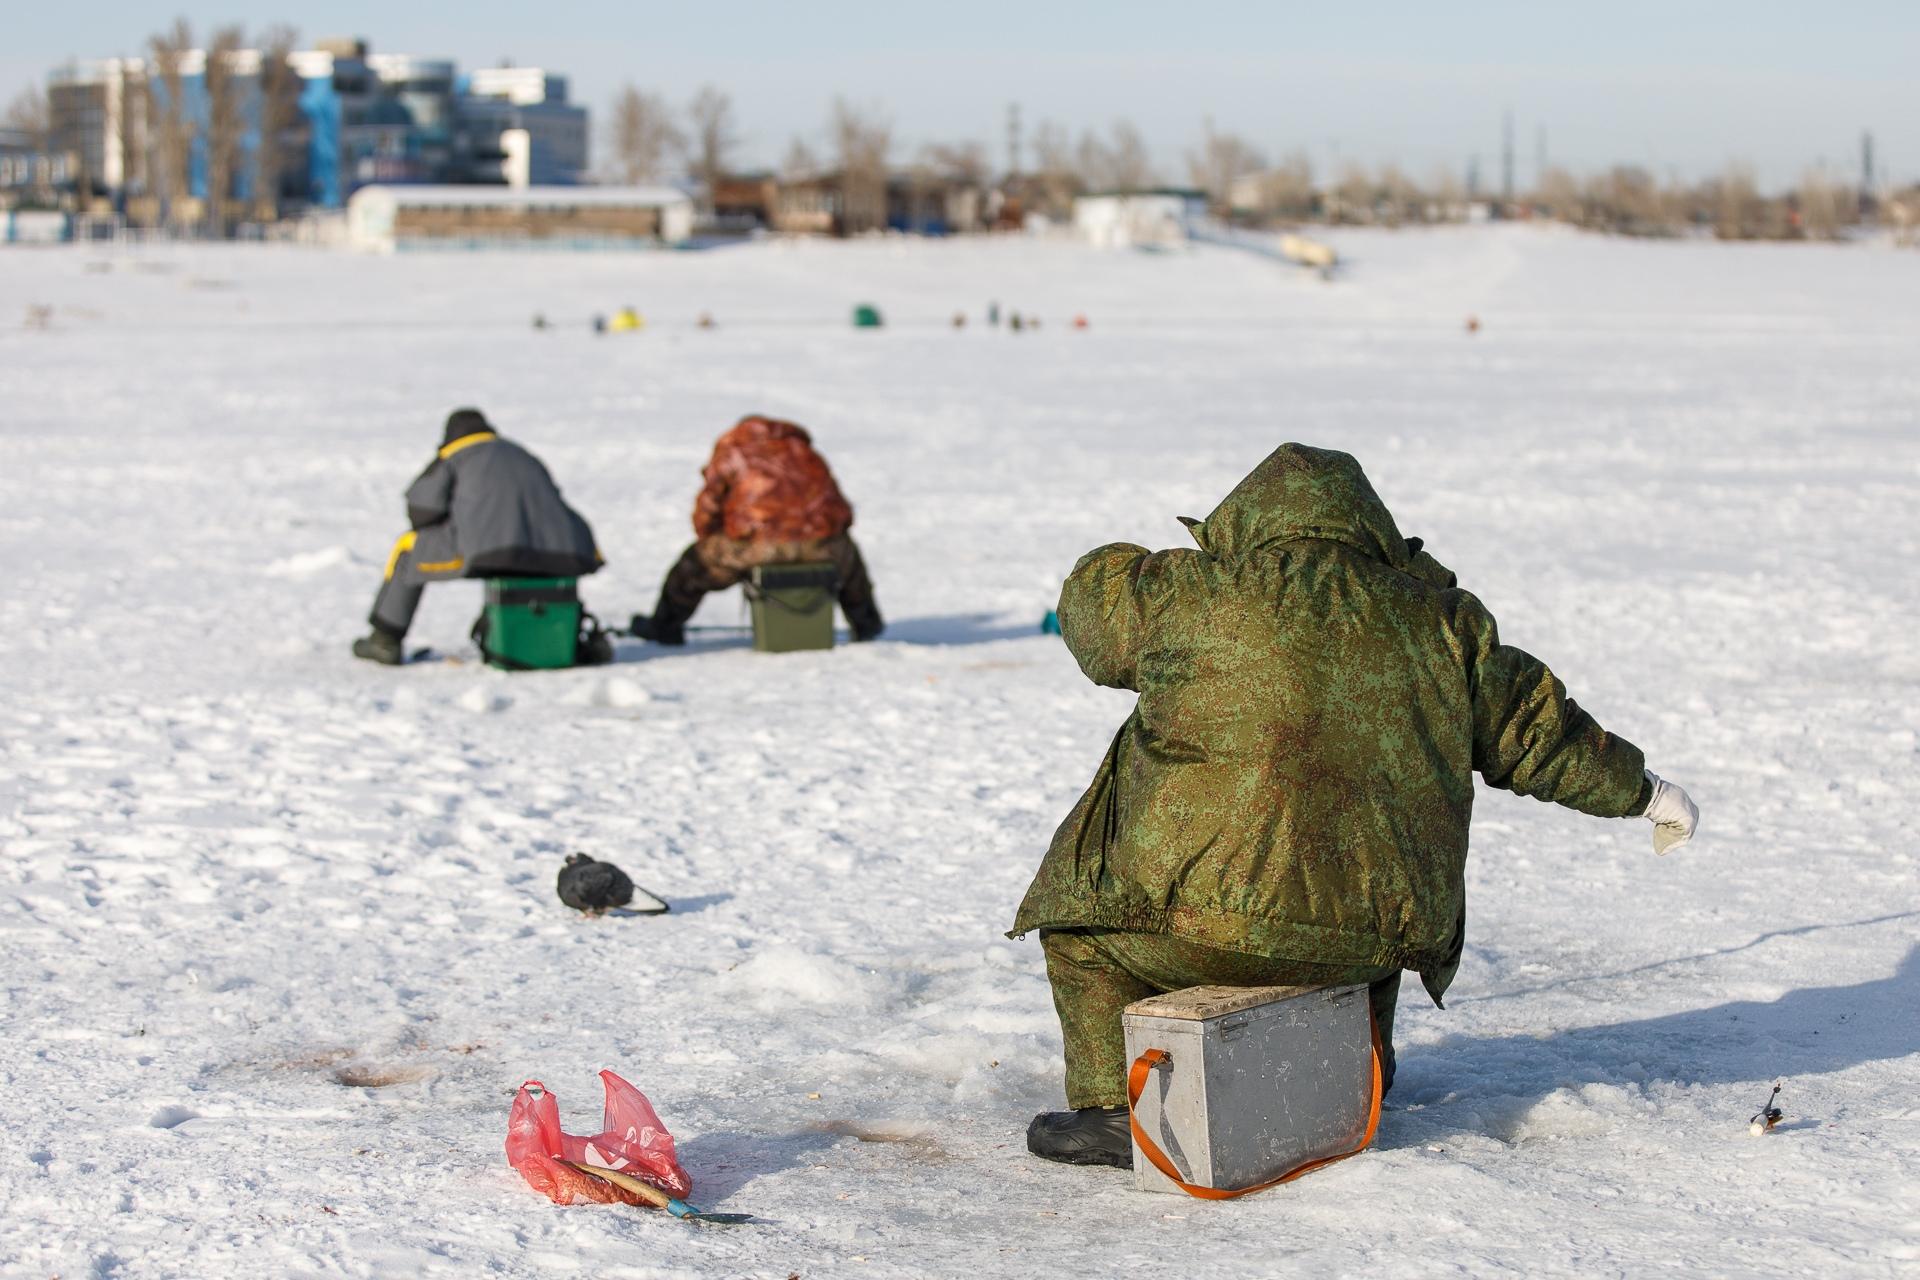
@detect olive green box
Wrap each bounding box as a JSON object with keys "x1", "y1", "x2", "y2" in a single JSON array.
[{"x1": 748, "y1": 563, "x2": 837, "y2": 653}]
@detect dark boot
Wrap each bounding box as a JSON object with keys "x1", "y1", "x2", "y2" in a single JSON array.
[
  {"x1": 832, "y1": 539, "x2": 884, "y2": 641},
  {"x1": 630, "y1": 545, "x2": 713, "y2": 645},
  {"x1": 351, "y1": 627, "x2": 404, "y2": 666},
  {"x1": 846, "y1": 603, "x2": 885, "y2": 643},
  {"x1": 1026, "y1": 1107, "x2": 1133, "y2": 1168},
  {"x1": 627, "y1": 612, "x2": 685, "y2": 646}
]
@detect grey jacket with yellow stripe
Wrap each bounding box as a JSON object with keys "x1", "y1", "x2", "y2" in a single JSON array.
[{"x1": 405, "y1": 429, "x2": 602, "y2": 578}]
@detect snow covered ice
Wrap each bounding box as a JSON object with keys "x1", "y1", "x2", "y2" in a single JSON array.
[{"x1": 2, "y1": 227, "x2": 1917, "y2": 1276}]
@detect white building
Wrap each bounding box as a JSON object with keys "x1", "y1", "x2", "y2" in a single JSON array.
[
  {"x1": 458, "y1": 68, "x2": 587, "y2": 188},
  {"x1": 1073, "y1": 189, "x2": 1208, "y2": 249},
  {"x1": 347, "y1": 184, "x2": 693, "y2": 251}
]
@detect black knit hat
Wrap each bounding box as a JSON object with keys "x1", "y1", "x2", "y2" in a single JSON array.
[{"x1": 443, "y1": 407, "x2": 490, "y2": 446}]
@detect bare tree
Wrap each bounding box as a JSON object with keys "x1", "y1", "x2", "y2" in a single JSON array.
[
  {"x1": 1249, "y1": 149, "x2": 1314, "y2": 221},
  {"x1": 202, "y1": 24, "x2": 247, "y2": 236},
  {"x1": 923, "y1": 140, "x2": 989, "y2": 185},
  {"x1": 1534, "y1": 165, "x2": 1582, "y2": 223},
  {"x1": 1376, "y1": 164, "x2": 1419, "y2": 226},
  {"x1": 782, "y1": 136, "x2": 820, "y2": 178},
  {"x1": 1796, "y1": 164, "x2": 1848, "y2": 240},
  {"x1": 3, "y1": 85, "x2": 50, "y2": 146},
  {"x1": 1029, "y1": 118, "x2": 1080, "y2": 218},
  {"x1": 1580, "y1": 165, "x2": 1674, "y2": 235},
  {"x1": 1110, "y1": 121, "x2": 1153, "y2": 190},
  {"x1": 685, "y1": 85, "x2": 737, "y2": 210},
  {"x1": 1333, "y1": 164, "x2": 1375, "y2": 223},
  {"x1": 610, "y1": 84, "x2": 683, "y2": 184},
  {"x1": 3, "y1": 85, "x2": 54, "y2": 203},
  {"x1": 1888, "y1": 192, "x2": 1918, "y2": 248},
  {"x1": 1712, "y1": 162, "x2": 1765, "y2": 240},
  {"x1": 1077, "y1": 119, "x2": 1154, "y2": 191},
  {"x1": 1187, "y1": 117, "x2": 1265, "y2": 215},
  {"x1": 146, "y1": 18, "x2": 197, "y2": 226},
  {"x1": 832, "y1": 97, "x2": 891, "y2": 234},
  {"x1": 1428, "y1": 164, "x2": 1465, "y2": 220},
  {"x1": 252, "y1": 25, "x2": 302, "y2": 221}
]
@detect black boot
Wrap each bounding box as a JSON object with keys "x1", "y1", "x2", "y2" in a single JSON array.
[
  {"x1": 1026, "y1": 1107, "x2": 1133, "y2": 1168},
  {"x1": 848, "y1": 607, "x2": 885, "y2": 643},
  {"x1": 351, "y1": 627, "x2": 404, "y2": 666},
  {"x1": 627, "y1": 612, "x2": 686, "y2": 646},
  {"x1": 630, "y1": 547, "x2": 710, "y2": 645}
]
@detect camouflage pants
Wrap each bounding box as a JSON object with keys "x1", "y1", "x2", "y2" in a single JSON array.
[{"x1": 1040, "y1": 928, "x2": 1402, "y2": 1109}]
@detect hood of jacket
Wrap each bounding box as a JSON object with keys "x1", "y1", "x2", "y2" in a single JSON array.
[
  {"x1": 1181, "y1": 443, "x2": 1411, "y2": 571},
  {"x1": 731, "y1": 415, "x2": 813, "y2": 447},
  {"x1": 443, "y1": 408, "x2": 492, "y2": 448}
]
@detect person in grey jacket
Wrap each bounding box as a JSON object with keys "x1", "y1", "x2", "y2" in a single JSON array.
[{"x1": 352, "y1": 409, "x2": 603, "y2": 664}]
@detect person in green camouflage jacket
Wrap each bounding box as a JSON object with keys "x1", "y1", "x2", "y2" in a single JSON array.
[{"x1": 1014, "y1": 443, "x2": 1699, "y2": 1168}]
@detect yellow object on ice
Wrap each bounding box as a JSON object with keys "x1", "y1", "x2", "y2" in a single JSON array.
[{"x1": 608, "y1": 308, "x2": 644, "y2": 332}]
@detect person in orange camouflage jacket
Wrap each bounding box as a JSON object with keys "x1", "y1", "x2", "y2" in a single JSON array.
[{"x1": 630, "y1": 415, "x2": 884, "y2": 644}]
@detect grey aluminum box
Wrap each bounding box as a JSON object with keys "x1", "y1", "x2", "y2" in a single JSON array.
[{"x1": 1123, "y1": 983, "x2": 1375, "y2": 1194}]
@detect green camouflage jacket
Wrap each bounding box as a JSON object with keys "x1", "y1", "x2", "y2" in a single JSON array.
[{"x1": 1011, "y1": 444, "x2": 1648, "y2": 1004}]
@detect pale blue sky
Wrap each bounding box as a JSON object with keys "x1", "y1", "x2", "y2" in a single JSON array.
[{"x1": 6, "y1": 1, "x2": 1916, "y2": 189}]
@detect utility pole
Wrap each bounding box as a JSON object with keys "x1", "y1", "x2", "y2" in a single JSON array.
[
  {"x1": 1535, "y1": 124, "x2": 1547, "y2": 190},
  {"x1": 1501, "y1": 109, "x2": 1515, "y2": 203},
  {"x1": 1862, "y1": 130, "x2": 1875, "y2": 197},
  {"x1": 1006, "y1": 102, "x2": 1022, "y2": 179}
]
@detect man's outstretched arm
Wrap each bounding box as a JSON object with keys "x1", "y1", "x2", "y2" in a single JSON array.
[{"x1": 1453, "y1": 591, "x2": 1697, "y2": 851}]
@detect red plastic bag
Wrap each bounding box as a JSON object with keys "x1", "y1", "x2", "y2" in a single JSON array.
[{"x1": 506, "y1": 1071, "x2": 693, "y2": 1204}]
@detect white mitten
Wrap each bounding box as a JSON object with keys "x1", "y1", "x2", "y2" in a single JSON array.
[{"x1": 1643, "y1": 771, "x2": 1699, "y2": 855}]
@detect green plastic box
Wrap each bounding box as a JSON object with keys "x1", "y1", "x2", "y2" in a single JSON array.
[
  {"x1": 748, "y1": 563, "x2": 837, "y2": 653},
  {"x1": 482, "y1": 577, "x2": 580, "y2": 670}
]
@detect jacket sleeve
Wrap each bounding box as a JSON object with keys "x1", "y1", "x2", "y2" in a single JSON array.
[
  {"x1": 1452, "y1": 591, "x2": 1647, "y2": 817},
  {"x1": 1058, "y1": 543, "x2": 1153, "y2": 690},
  {"x1": 405, "y1": 459, "x2": 453, "y2": 529}
]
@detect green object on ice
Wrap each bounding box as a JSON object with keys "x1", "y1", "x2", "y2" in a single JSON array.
[
  {"x1": 1041, "y1": 609, "x2": 1062, "y2": 635},
  {"x1": 852, "y1": 303, "x2": 883, "y2": 328},
  {"x1": 747, "y1": 562, "x2": 837, "y2": 653},
  {"x1": 480, "y1": 577, "x2": 581, "y2": 670}
]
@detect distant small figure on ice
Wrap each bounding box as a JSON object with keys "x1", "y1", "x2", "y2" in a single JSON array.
[
  {"x1": 1014, "y1": 444, "x2": 1698, "y2": 1170},
  {"x1": 630, "y1": 416, "x2": 883, "y2": 646},
  {"x1": 1465, "y1": 314, "x2": 1481, "y2": 334},
  {"x1": 352, "y1": 409, "x2": 603, "y2": 665}
]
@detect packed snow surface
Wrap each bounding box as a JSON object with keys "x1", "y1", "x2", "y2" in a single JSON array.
[{"x1": 2, "y1": 228, "x2": 1917, "y2": 1278}]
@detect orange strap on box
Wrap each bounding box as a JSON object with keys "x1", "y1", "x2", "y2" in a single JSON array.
[{"x1": 1125, "y1": 1010, "x2": 1383, "y2": 1200}]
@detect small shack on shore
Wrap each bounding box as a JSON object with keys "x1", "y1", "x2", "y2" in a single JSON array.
[{"x1": 346, "y1": 185, "x2": 694, "y2": 251}]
